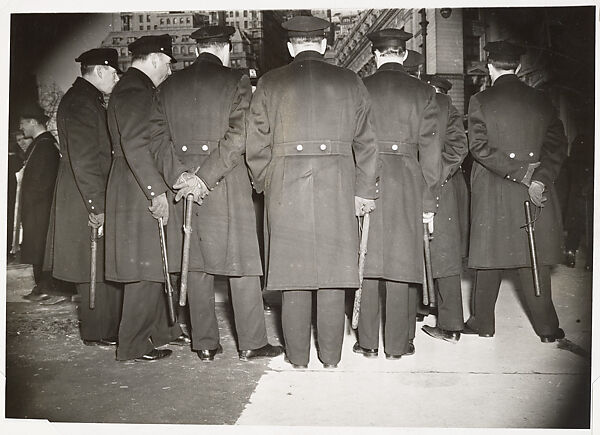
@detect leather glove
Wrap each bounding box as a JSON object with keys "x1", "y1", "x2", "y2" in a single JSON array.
[
  {"x1": 528, "y1": 180, "x2": 546, "y2": 207},
  {"x1": 423, "y1": 212, "x2": 435, "y2": 234},
  {"x1": 355, "y1": 196, "x2": 376, "y2": 217},
  {"x1": 173, "y1": 172, "x2": 209, "y2": 204},
  {"x1": 148, "y1": 192, "x2": 169, "y2": 224},
  {"x1": 88, "y1": 213, "x2": 105, "y2": 238},
  {"x1": 521, "y1": 162, "x2": 541, "y2": 187}
]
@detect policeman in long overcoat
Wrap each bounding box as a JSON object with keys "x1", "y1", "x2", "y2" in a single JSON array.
[
  {"x1": 44, "y1": 49, "x2": 123, "y2": 345},
  {"x1": 151, "y1": 25, "x2": 282, "y2": 362},
  {"x1": 105, "y1": 35, "x2": 184, "y2": 361},
  {"x1": 18, "y1": 104, "x2": 59, "y2": 300},
  {"x1": 246, "y1": 16, "x2": 379, "y2": 368},
  {"x1": 420, "y1": 75, "x2": 468, "y2": 343},
  {"x1": 354, "y1": 29, "x2": 441, "y2": 359},
  {"x1": 464, "y1": 41, "x2": 566, "y2": 341}
]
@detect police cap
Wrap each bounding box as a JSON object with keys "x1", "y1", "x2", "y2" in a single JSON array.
[
  {"x1": 76, "y1": 48, "x2": 123, "y2": 74},
  {"x1": 483, "y1": 40, "x2": 525, "y2": 61},
  {"x1": 191, "y1": 25, "x2": 235, "y2": 43},
  {"x1": 425, "y1": 74, "x2": 452, "y2": 93},
  {"x1": 367, "y1": 28, "x2": 413, "y2": 50},
  {"x1": 282, "y1": 15, "x2": 330, "y2": 38},
  {"x1": 19, "y1": 102, "x2": 49, "y2": 124},
  {"x1": 128, "y1": 34, "x2": 177, "y2": 63}
]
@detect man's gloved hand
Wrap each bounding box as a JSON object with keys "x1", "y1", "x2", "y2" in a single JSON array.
[
  {"x1": 148, "y1": 192, "x2": 169, "y2": 224},
  {"x1": 521, "y1": 161, "x2": 541, "y2": 187},
  {"x1": 88, "y1": 213, "x2": 105, "y2": 238},
  {"x1": 355, "y1": 196, "x2": 376, "y2": 217},
  {"x1": 423, "y1": 212, "x2": 435, "y2": 234},
  {"x1": 528, "y1": 180, "x2": 546, "y2": 207},
  {"x1": 173, "y1": 172, "x2": 209, "y2": 204}
]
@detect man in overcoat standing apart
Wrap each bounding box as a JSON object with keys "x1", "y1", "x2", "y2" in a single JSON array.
[
  {"x1": 353, "y1": 29, "x2": 441, "y2": 360},
  {"x1": 19, "y1": 104, "x2": 60, "y2": 301},
  {"x1": 246, "y1": 16, "x2": 379, "y2": 369},
  {"x1": 421, "y1": 75, "x2": 469, "y2": 343},
  {"x1": 464, "y1": 41, "x2": 566, "y2": 342},
  {"x1": 45, "y1": 49, "x2": 123, "y2": 346},
  {"x1": 105, "y1": 35, "x2": 186, "y2": 362},
  {"x1": 151, "y1": 25, "x2": 283, "y2": 362}
]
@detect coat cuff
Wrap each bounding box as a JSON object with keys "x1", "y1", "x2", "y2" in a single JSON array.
[{"x1": 355, "y1": 177, "x2": 379, "y2": 200}]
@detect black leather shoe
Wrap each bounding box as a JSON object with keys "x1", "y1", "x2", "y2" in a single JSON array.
[
  {"x1": 239, "y1": 343, "x2": 284, "y2": 361},
  {"x1": 83, "y1": 337, "x2": 118, "y2": 347},
  {"x1": 416, "y1": 313, "x2": 425, "y2": 322},
  {"x1": 385, "y1": 352, "x2": 402, "y2": 360},
  {"x1": 540, "y1": 328, "x2": 565, "y2": 343},
  {"x1": 565, "y1": 250, "x2": 576, "y2": 268},
  {"x1": 169, "y1": 335, "x2": 191, "y2": 346},
  {"x1": 135, "y1": 348, "x2": 172, "y2": 361},
  {"x1": 422, "y1": 325, "x2": 461, "y2": 343},
  {"x1": 263, "y1": 301, "x2": 273, "y2": 312},
  {"x1": 197, "y1": 344, "x2": 223, "y2": 361},
  {"x1": 23, "y1": 291, "x2": 50, "y2": 301},
  {"x1": 462, "y1": 323, "x2": 493, "y2": 338},
  {"x1": 323, "y1": 363, "x2": 338, "y2": 369},
  {"x1": 406, "y1": 340, "x2": 416, "y2": 356},
  {"x1": 352, "y1": 342, "x2": 378, "y2": 358}
]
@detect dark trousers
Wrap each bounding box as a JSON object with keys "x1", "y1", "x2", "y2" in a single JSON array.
[
  {"x1": 188, "y1": 272, "x2": 268, "y2": 351},
  {"x1": 434, "y1": 274, "x2": 464, "y2": 331},
  {"x1": 282, "y1": 289, "x2": 345, "y2": 366},
  {"x1": 358, "y1": 279, "x2": 417, "y2": 355},
  {"x1": 116, "y1": 281, "x2": 182, "y2": 361},
  {"x1": 466, "y1": 267, "x2": 560, "y2": 336},
  {"x1": 75, "y1": 282, "x2": 123, "y2": 341}
]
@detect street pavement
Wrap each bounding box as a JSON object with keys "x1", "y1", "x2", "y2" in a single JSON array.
[{"x1": 2, "y1": 252, "x2": 595, "y2": 434}]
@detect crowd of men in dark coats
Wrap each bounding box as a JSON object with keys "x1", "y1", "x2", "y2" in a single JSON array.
[{"x1": 9, "y1": 14, "x2": 585, "y2": 367}]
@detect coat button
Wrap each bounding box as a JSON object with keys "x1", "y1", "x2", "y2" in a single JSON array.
[
  {"x1": 147, "y1": 186, "x2": 152, "y2": 190},
  {"x1": 202, "y1": 144, "x2": 209, "y2": 151},
  {"x1": 91, "y1": 206, "x2": 95, "y2": 210},
  {"x1": 509, "y1": 153, "x2": 515, "y2": 158},
  {"x1": 391, "y1": 144, "x2": 398, "y2": 151},
  {"x1": 88, "y1": 199, "x2": 92, "y2": 203},
  {"x1": 320, "y1": 144, "x2": 327, "y2": 151},
  {"x1": 111, "y1": 150, "x2": 114, "y2": 155},
  {"x1": 296, "y1": 144, "x2": 303, "y2": 151},
  {"x1": 375, "y1": 182, "x2": 379, "y2": 187},
  {"x1": 375, "y1": 189, "x2": 379, "y2": 193},
  {"x1": 151, "y1": 192, "x2": 155, "y2": 196},
  {"x1": 529, "y1": 152, "x2": 534, "y2": 157},
  {"x1": 181, "y1": 146, "x2": 188, "y2": 152}
]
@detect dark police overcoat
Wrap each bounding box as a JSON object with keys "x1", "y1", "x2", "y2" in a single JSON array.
[
  {"x1": 105, "y1": 68, "x2": 169, "y2": 282},
  {"x1": 44, "y1": 78, "x2": 111, "y2": 282},
  {"x1": 21, "y1": 131, "x2": 59, "y2": 265},
  {"x1": 429, "y1": 92, "x2": 469, "y2": 278},
  {"x1": 467, "y1": 74, "x2": 567, "y2": 268},
  {"x1": 151, "y1": 53, "x2": 262, "y2": 277},
  {"x1": 361, "y1": 63, "x2": 441, "y2": 284},
  {"x1": 246, "y1": 50, "x2": 379, "y2": 291}
]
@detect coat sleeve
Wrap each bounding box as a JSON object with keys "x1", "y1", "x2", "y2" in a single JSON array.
[
  {"x1": 531, "y1": 100, "x2": 567, "y2": 187},
  {"x1": 63, "y1": 101, "x2": 109, "y2": 214},
  {"x1": 352, "y1": 77, "x2": 379, "y2": 200},
  {"x1": 26, "y1": 139, "x2": 59, "y2": 193},
  {"x1": 198, "y1": 74, "x2": 252, "y2": 189},
  {"x1": 440, "y1": 99, "x2": 468, "y2": 184},
  {"x1": 468, "y1": 94, "x2": 530, "y2": 183},
  {"x1": 116, "y1": 87, "x2": 170, "y2": 200},
  {"x1": 419, "y1": 89, "x2": 442, "y2": 213},
  {"x1": 150, "y1": 87, "x2": 187, "y2": 188},
  {"x1": 245, "y1": 77, "x2": 273, "y2": 194}
]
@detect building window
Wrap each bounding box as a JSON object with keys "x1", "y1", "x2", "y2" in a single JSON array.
[
  {"x1": 120, "y1": 48, "x2": 126, "y2": 55},
  {"x1": 182, "y1": 35, "x2": 189, "y2": 42},
  {"x1": 167, "y1": 18, "x2": 170, "y2": 25},
  {"x1": 146, "y1": 15, "x2": 151, "y2": 22},
  {"x1": 139, "y1": 26, "x2": 143, "y2": 30},
  {"x1": 112, "y1": 37, "x2": 120, "y2": 45},
  {"x1": 139, "y1": 15, "x2": 143, "y2": 23},
  {"x1": 160, "y1": 18, "x2": 164, "y2": 25},
  {"x1": 173, "y1": 46, "x2": 179, "y2": 54},
  {"x1": 186, "y1": 17, "x2": 190, "y2": 24},
  {"x1": 235, "y1": 11, "x2": 239, "y2": 17},
  {"x1": 244, "y1": 21, "x2": 248, "y2": 29},
  {"x1": 244, "y1": 10, "x2": 247, "y2": 17},
  {"x1": 189, "y1": 46, "x2": 195, "y2": 54},
  {"x1": 154, "y1": 25, "x2": 157, "y2": 29}
]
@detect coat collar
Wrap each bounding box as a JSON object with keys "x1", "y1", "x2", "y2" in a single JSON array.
[
  {"x1": 293, "y1": 50, "x2": 325, "y2": 63},
  {"x1": 493, "y1": 74, "x2": 520, "y2": 87},
  {"x1": 377, "y1": 62, "x2": 407, "y2": 73},
  {"x1": 73, "y1": 76, "x2": 104, "y2": 101},
  {"x1": 127, "y1": 66, "x2": 156, "y2": 90},
  {"x1": 194, "y1": 52, "x2": 224, "y2": 66},
  {"x1": 25, "y1": 131, "x2": 54, "y2": 161}
]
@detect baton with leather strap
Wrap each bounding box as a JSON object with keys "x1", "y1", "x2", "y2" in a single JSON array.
[
  {"x1": 179, "y1": 194, "x2": 194, "y2": 306},
  {"x1": 11, "y1": 170, "x2": 22, "y2": 254},
  {"x1": 352, "y1": 212, "x2": 371, "y2": 329},
  {"x1": 89, "y1": 226, "x2": 99, "y2": 309},
  {"x1": 524, "y1": 200, "x2": 541, "y2": 297},
  {"x1": 423, "y1": 223, "x2": 436, "y2": 307},
  {"x1": 158, "y1": 217, "x2": 177, "y2": 325}
]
